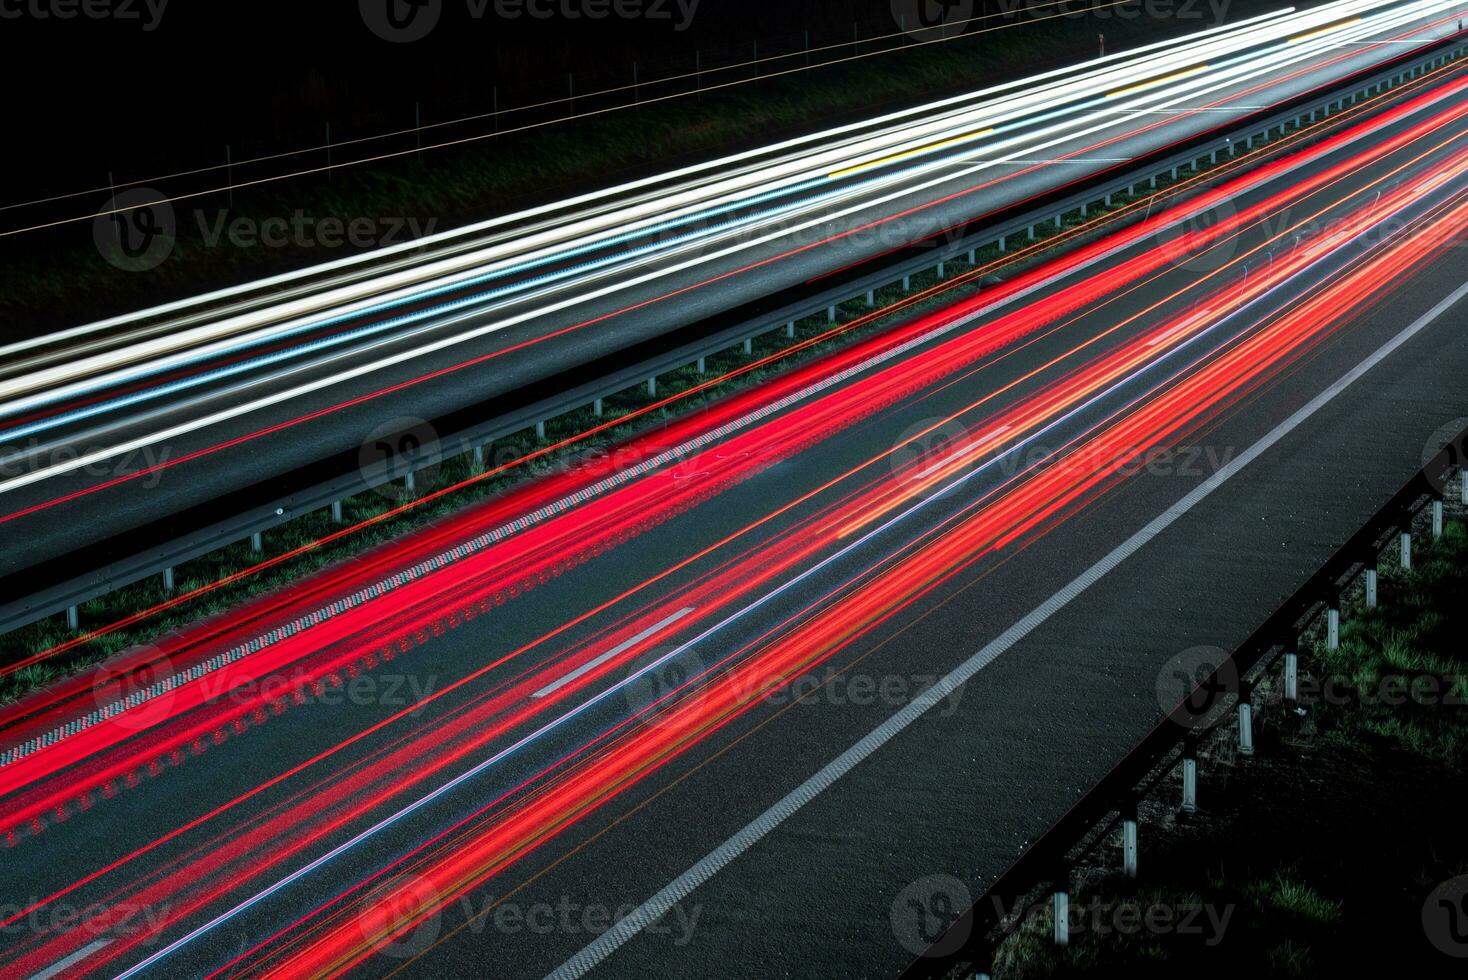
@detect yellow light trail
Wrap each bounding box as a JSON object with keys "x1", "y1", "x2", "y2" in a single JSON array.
[
  {"x1": 1290, "y1": 17, "x2": 1362, "y2": 44},
  {"x1": 828, "y1": 128, "x2": 995, "y2": 179},
  {"x1": 1107, "y1": 65, "x2": 1210, "y2": 98}
]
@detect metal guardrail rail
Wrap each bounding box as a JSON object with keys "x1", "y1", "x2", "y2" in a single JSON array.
[
  {"x1": 2, "y1": 32, "x2": 1463, "y2": 640},
  {"x1": 895, "y1": 423, "x2": 1468, "y2": 978}
]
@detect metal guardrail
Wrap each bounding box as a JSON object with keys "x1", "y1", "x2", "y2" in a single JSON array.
[
  {"x1": 2, "y1": 31, "x2": 1463, "y2": 641},
  {"x1": 895, "y1": 428, "x2": 1468, "y2": 978}
]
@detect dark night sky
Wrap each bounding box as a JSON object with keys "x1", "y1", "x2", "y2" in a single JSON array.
[{"x1": 4, "y1": 0, "x2": 961, "y2": 196}]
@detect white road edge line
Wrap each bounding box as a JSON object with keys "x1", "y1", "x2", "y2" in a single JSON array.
[{"x1": 544, "y1": 276, "x2": 1468, "y2": 980}]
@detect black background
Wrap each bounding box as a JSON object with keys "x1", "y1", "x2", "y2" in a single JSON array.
[{"x1": 2, "y1": 0, "x2": 995, "y2": 196}]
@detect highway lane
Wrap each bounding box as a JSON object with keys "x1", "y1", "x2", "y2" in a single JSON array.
[
  {"x1": 0, "y1": 64, "x2": 1464, "y2": 978},
  {"x1": 1, "y1": 0, "x2": 1463, "y2": 583}
]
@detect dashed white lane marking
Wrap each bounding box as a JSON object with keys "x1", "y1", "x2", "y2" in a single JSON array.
[{"x1": 532, "y1": 608, "x2": 695, "y2": 699}]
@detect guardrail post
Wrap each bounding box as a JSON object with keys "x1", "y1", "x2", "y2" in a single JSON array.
[
  {"x1": 696, "y1": 356, "x2": 706, "y2": 374},
  {"x1": 998, "y1": 236, "x2": 1007, "y2": 253},
  {"x1": 827, "y1": 305, "x2": 837, "y2": 323},
  {"x1": 902, "y1": 274, "x2": 911, "y2": 290},
  {"x1": 1432, "y1": 496, "x2": 1444, "y2": 539},
  {"x1": 936, "y1": 260, "x2": 946, "y2": 278},
  {"x1": 646, "y1": 377, "x2": 657, "y2": 397},
  {"x1": 1462, "y1": 467, "x2": 1468, "y2": 507},
  {"x1": 968, "y1": 247, "x2": 977, "y2": 264},
  {"x1": 785, "y1": 320, "x2": 796, "y2": 338},
  {"x1": 593, "y1": 397, "x2": 604, "y2": 417},
  {"x1": 66, "y1": 605, "x2": 79, "y2": 631},
  {"x1": 1365, "y1": 561, "x2": 1378, "y2": 608},
  {"x1": 1400, "y1": 527, "x2": 1412, "y2": 570},
  {"x1": 1027, "y1": 225, "x2": 1036, "y2": 240},
  {"x1": 743, "y1": 337, "x2": 753, "y2": 355},
  {"x1": 1326, "y1": 599, "x2": 1340, "y2": 651},
  {"x1": 163, "y1": 566, "x2": 175, "y2": 593},
  {"x1": 250, "y1": 532, "x2": 264, "y2": 554},
  {"x1": 332, "y1": 499, "x2": 345, "y2": 522},
  {"x1": 1121, "y1": 795, "x2": 1139, "y2": 879},
  {"x1": 865, "y1": 289, "x2": 875, "y2": 305},
  {"x1": 1079, "y1": 202, "x2": 1088, "y2": 217},
  {"x1": 1181, "y1": 735, "x2": 1198, "y2": 812},
  {"x1": 1052, "y1": 871, "x2": 1070, "y2": 947},
  {"x1": 535, "y1": 420, "x2": 547, "y2": 441},
  {"x1": 1283, "y1": 643, "x2": 1298, "y2": 703},
  {"x1": 1237, "y1": 679, "x2": 1255, "y2": 757}
]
